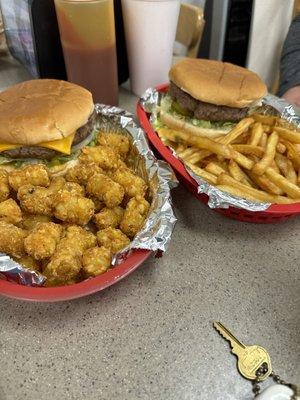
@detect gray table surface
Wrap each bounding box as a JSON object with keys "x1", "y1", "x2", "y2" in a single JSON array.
[{"x1": 0, "y1": 55, "x2": 299, "y2": 400}]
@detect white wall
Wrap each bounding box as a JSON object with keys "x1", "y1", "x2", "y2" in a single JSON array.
[{"x1": 247, "y1": 0, "x2": 294, "y2": 90}]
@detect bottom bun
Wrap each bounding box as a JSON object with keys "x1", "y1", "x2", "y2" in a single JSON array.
[{"x1": 160, "y1": 111, "x2": 232, "y2": 138}]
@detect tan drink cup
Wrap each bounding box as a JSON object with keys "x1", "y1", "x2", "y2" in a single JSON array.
[
  {"x1": 54, "y1": 0, "x2": 118, "y2": 105},
  {"x1": 121, "y1": 0, "x2": 180, "y2": 97}
]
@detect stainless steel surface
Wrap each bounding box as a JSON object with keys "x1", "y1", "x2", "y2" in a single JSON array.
[{"x1": 0, "y1": 56, "x2": 299, "y2": 400}]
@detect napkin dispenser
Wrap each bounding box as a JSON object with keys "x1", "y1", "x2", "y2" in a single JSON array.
[{"x1": 0, "y1": 0, "x2": 129, "y2": 83}]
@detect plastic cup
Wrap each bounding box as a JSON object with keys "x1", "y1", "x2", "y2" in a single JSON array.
[
  {"x1": 121, "y1": 0, "x2": 180, "y2": 97},
  {"x1": 54, "y1": 0, "x2": 118, "y2": 105}
]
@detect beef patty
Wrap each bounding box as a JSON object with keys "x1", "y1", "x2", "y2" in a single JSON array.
[
  {"x1": 169, "y1": 82, "x2": 248, "y2": 122},
  {"x1": 1, "y1": 109, "x2": 97, "y2": 160}
]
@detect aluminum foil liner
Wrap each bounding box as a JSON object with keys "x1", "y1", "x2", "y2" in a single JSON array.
[
  {"x1": 0, "y1": 104, "x2": 177, "y2": 286},
  {"x1": 0, "y1": 254, "x2": 45, "y2": 286},
  {"x1": 141, "y1": 88, "x2": 300, "y2": 211},
  {"x1": 93, "y1": 104, "x2": 177, "y2": 265}
]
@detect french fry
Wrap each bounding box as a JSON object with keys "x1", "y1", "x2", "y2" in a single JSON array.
[
  {"x1": 221, "y1": 118, "x2": 254, "y2": 145},
  {"x1": 156, "y1": 127, "x2": 178, "y2": 143},
  {"x1": 284, "y1": 141, "x2": 300, "y2": 169},
  {"x1": 232, "y1": 144, "x2": 265, "y2": 157},
  {"x1": 265, "y1": 167, "x2": 300, "y2": 199},
  {"x1": 186, "y1": 151, "x2": 208, "y2": 163},
  {"x1": 295, "y1": 144, "x2": 300, "y2": 152},
  {"x1": 275, "y1": 153, "x2": 297, "y2": 184},
  {"x1": 175, "y1": 144, "x2": 187, "y2": 153},
  {"x1": 178, "y1": 147, "x2": 198, "y2": 159},
  {"x1": 216, "y1": 185, "x2": 259, "y2": 202},
  {"x1": 161, "y1": 138, "x2": 176, "y2": 148},
  {"x1": 158, "y1": 115, "x2": 300, "y2": 204},
  {"x1": 252, "y1": 132, "x2": 279, "y2": 175},
  {"x1": 160, "y1": 127, "x2": 232, "y2": 158},
  {"x1": 259, "y1": 132, "x2": 268, "y2": 149},
  {"x1": 249, "y1": 122, "x2": 264, "y2": 146},
  {"x1": 232, "y1": 130, "x2": 251, "y2": 144},
  {"x1": 276, "y1": 142, "x2": 286, "y2": 154},
  {"x1": 270, "y1": 160, "x2": 280, "y2": 173},
  {"x1": 217, "y1": 173, "x2": 295, "y2": 204},
  {"x1": 185, "y1": 162, "x2": 218, "y2": 185},
  {"x1": 176, "y1": 121, "x2": 252, "y2": 162},
  {"x1": 228, "y1": 160, "x2": 253, "y2": 187},
  {"x1": 204, "y1": 162, "x2": 226, "y2": 176},
  {"x1": 275, "y1": 126, "x2": 300, "y2": 144},
  {"x1": 247, "y1": 171, "x2": 283, "y2": 195},
  {"x1": 262, "y1": 125, "x2": 273, "y2": 134},
  {"x1": 251, "y1": 114, "x2": 277, "y2": 126},
  {"x1": 187, "y1": 149, "x2": 212, "y2": 164},
  {"x1": 229, "y1": 147, "x2": 254, "y2": 170},
  {"x1": 190, "y1": 137, "x2": 232, "y2": 157}
]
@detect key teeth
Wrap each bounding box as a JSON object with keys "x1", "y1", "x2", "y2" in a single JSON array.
[
  {"x1": 213, "y1": 322, "x2": 237, "y2": 351},
  {"x1": 213, "y1": 323, "x2": 231, "y2": 344},
  {"x1": 213, "y1": 322, "x2": 227, "y2": 337}
]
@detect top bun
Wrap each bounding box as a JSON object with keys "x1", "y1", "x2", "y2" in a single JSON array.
[
  {"x1": 169, "y1": 58, "x2": 267, "y2": 108},
  {"x1": 0, "y1": 79, "x2": 94, "y2": 145}
]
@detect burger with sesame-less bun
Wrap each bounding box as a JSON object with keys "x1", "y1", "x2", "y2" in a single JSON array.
[
  {"x1": 0, "y1": 79, "x2": 96, "y2": 173},
  {"x1": 156, "y1": 58, "x2": 267, "y2": 138}
]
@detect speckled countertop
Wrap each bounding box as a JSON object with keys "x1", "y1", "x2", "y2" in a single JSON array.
[{"x1": 0, "y1": 56, "x2": 299, "y2": 400}]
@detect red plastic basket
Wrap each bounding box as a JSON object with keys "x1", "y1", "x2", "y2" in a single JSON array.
[
  {"x1": 0, "y1": 250, "x2": 151, "y2": 302},
  {"x1": 137, "y1": 84, "x2": 300, "y2": 223}
]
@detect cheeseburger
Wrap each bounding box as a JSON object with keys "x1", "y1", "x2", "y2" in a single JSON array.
[
  {"x1": 157, "y1": 58, "x2": 267, "y2": 138},
  {"x1": 0, "y1": 79, "x2": 95, "y2": 172}
]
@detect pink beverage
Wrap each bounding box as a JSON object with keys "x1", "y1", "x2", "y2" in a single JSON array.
[
  {"x1": 54, "y1": 0, "x2": 118, "y2": 105},
  {"x1": 121, "y1": 0, "x2": 180, "y2": 96}
]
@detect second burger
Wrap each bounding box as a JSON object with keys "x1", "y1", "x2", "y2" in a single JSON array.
[{"x1": 156, "y1": 58, "x2": 267, "y2": 138}]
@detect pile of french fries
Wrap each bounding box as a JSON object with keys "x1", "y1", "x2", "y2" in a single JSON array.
[{"x1": 157, "y1": 114, "x2": 300, "y2": 204}]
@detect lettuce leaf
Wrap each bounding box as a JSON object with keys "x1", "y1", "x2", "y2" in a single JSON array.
[
  {"x1": 160, "y1": 95, "x2": 236, "y2": 131},
  {"x1": 0, "y1": 129, "x2": 99, "y2": 169}
]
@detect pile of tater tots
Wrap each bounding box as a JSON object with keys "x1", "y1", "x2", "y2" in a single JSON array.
[{"x1": 0, "y1": 132, "x2": 150, "y2": 286}]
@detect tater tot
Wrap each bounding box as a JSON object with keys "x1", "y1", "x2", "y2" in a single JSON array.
[
  {"x1": 62, "y1": 181, "x2": 85, "y2": 197},
  {"x1": 89, "y1": 197, "x2": 105, "y2": 212},
  {"x1": 63, "y1": 225, "x2": 97, "y2": 253},
  {"x1": 112, "y1": 168, "x2": 147, "y2": 198},
  {"x1": 0, "y1": 199, "x2": 22, "y2": 225},
  {"x1": 24, "y1": 222, "x2": 63, "y2": 260},
  {"x1": 53, "y1": 191, "x2": 95, "y2": 225},
  {"x1": 17, "y1": 185, "x2": 53, "y2": 216},
  {"x1": 43, "y1": 248, "x2": 82, "y2": 284},
  {"x1": 93, "y1": 206, "x2": 124, "y2": 230},
  {"x1": 82, "y1": 246, "x2": 112, "y2": 277},
  {"x1": 79, "y1": 146, "x2": 120, "y2": 170},
  {"x1": 17, "y1": 255, "x2": 41, "y2": 272},
  {"x1": 8, "y1": 164, "x2": 50, "y2": 191},
  {"x1": 49, "y1": 176, "x2": 85, "y2": 197},
  {"x1": 97, "y1": 133, "x2": 130, "y2": 158},
  {"x1": 86, "y1": 173, "x2": 124, "y2": 208},
  {"x1": 97, "y1": 228, "x2": 130, "y2": 254},
  {"x1": 120, "y1": 196, "x2": 150, "y2": 238},
  {"x1": 43, "y1": 226, "x2": 96, "y2": 284},
  {"x1": 21, "y1": 214, "x2": 52, "y2": 231},
  {"x1": 43, "y1": 276, "x2": 78, "y2": 287},
  {"x1": 0, "y1": 169, "x2": 10, "y2": 202},
  {"x1": 0, "y1": 221, "x2": 26, "y2": 258},
  {"x1": 65, "y1": 162, "x2": 102, "y2": 186}
]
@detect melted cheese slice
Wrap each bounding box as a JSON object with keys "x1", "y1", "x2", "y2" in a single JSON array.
[{"x1": 0, "y1": 133, "x2": 75, "y2": 155}]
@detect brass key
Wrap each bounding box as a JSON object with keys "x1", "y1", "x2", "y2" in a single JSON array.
[{"x1": 213, "y1": 321, "x2": 272, "y2": 381}]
